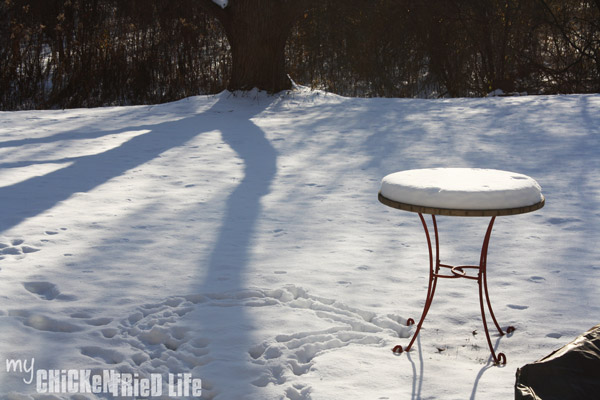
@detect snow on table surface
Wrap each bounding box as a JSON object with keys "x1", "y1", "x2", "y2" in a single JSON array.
[{"x1": 380, "y1": 168, "x2": 544, "y2": 210}]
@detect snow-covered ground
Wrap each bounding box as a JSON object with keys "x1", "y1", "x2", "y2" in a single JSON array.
[{"x1": 0, "y1": 89, "x2": 598, "y2": 399}]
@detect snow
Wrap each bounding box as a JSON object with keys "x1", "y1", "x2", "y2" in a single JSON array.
[
  {"x1": 0, "y1": 88, "x2": 599, "y2": 399},
  {"x1": 211, "y1": 0, "x2": 228, "y2": 8},
  {"x1": 380, "y1": 168, "x2": 544, "y2": 210}
]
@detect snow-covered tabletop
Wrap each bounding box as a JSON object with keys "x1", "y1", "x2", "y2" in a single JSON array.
[{"x1": 379, "y1": 168, "x2": 545, "y2": 216}]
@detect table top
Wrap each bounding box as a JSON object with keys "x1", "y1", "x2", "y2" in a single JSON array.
[{"x1": 379, "y1": 168, "x2": 545, "y2": 217}]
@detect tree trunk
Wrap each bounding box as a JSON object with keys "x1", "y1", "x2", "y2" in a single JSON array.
[
  {"x1": 200, "y1": 0, "x2": 311, "y2": 93},
  {"x1": 226, "y1": 16, "x2": 290, "y2": 92}
]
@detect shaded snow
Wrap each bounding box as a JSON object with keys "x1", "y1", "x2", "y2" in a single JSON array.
[{"x1": 0, "y1": 88, "x2": 599, "y2": 399}]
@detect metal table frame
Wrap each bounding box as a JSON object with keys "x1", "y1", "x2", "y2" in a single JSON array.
[{"x1": 378, "y1": 192, "x2": 545, "y2": 365}]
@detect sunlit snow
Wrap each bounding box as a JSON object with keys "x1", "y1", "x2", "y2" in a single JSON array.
[{"x1": 0, "y1": 88, "x2": 599, "y2": 399}]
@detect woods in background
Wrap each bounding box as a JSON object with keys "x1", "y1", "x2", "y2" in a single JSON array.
[
  {"x1": 1, "y1": 0, "x2": 230, "y2": 109},
  {"x1": 2, "y1": 0, "x2": 599, "y2": 110}
]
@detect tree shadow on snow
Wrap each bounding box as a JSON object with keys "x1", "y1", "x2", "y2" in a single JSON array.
[{"x1": 0, "y1": 92, "x2": 277, "y2": 398}]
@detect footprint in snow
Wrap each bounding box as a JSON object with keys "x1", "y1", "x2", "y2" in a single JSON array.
[
  {"x1": 546, "y1": 333, "x2": 562, "y2": 339},
  {"x1": 22, "y1": 281, "x2": 76, "y2": 301},
  {"x1": 8, "y1": 309, "x2": 84, "y2": 333},
  {"x1": 81, "y1": 346, "x2": 125, "y2": 364},
  {"x1": 547, "y1": 217, "x2": 581, "y2": 225},
  {"x1": 22, "y1": 245, "x2": 40, "y2": 253},
  {"x1": 273, "y1": 228, "x2": 287, "y2": 237},
  {"x1": 23, "y1": 281, "x2": 60, "y2": 300},
  {"x1": 85, "y1": 317, "x2": 113, "y2": 326},
  {"x1": 94, "y1": 295, "x2": 217, "y2": 397},
  {"x1": 247, "y1": 286, "x2": 410, "y2": 392},
  {"x1": 76, "y1": 286, "x2": 410, "y2": 400},
  {"x1": 286, "y1": 383, "x2": 312, "y2": 400},
  {"x1": 507, "y1": 304, "x2": 529, "y2": 310},
  {"x1": 0, "y1": 238, "x2": 40, "y2": 256},
  {"x1": 1, "y1": 247, "x2": 22, "y2": 255}
]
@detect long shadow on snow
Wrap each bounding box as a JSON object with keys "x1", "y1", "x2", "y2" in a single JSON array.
[
  {"x1": 198, "y1": 101, "x2": 277, "y2": 291},
  {"x1": 185, "y1": 96, "x2": 278, "y2": 397},
  {"x1": 0, "y1": 109, "x2": 216, "y2": 233},
  {"x1": 0, "y1": 94, "x2": 276, "y2": 238},
  {"x1": 0, "y1": 93, "x2": 277, "y2": 398}
]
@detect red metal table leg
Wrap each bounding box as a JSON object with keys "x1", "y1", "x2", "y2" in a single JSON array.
[
  {"x1": 392, "y1": 213, "x2": 440, "y2": 354},
  {"x1": 478, "y1": 216, "x2": 514, "y2": 365},
  {"x1": 392, "y1": 215, "x2": 514, "y2": 365}
]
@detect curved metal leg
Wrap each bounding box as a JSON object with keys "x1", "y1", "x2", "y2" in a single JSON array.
[
  {"x1": 477, "y1": 216, "x2": 513, "y2": 365},
  {"x1": 480, "y1": 217, "x2": 504, "y2": 335},
  {"x1": 393, "y1": 214, "x2": 440, "y2": 354},
  {"x1": 392, "y1": 215, "x2": 514, "y2": 365}
]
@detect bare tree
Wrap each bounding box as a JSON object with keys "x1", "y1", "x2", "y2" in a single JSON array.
[{"x1": 198, "y1": 0, "x2": 316, "y2": 93}]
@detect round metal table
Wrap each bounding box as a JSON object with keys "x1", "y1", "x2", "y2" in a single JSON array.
[{"x1": 379, "y1": 168, "x2": 545, "y2": 365}]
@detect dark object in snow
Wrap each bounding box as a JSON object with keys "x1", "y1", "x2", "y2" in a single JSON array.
[{"x1": 515, "y1": 324, "x2": 600, "y2": 400}]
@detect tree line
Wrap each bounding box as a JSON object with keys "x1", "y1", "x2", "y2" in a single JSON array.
[{"x1": 1, "y1": 0, "x2": 599, "y2": 110}]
